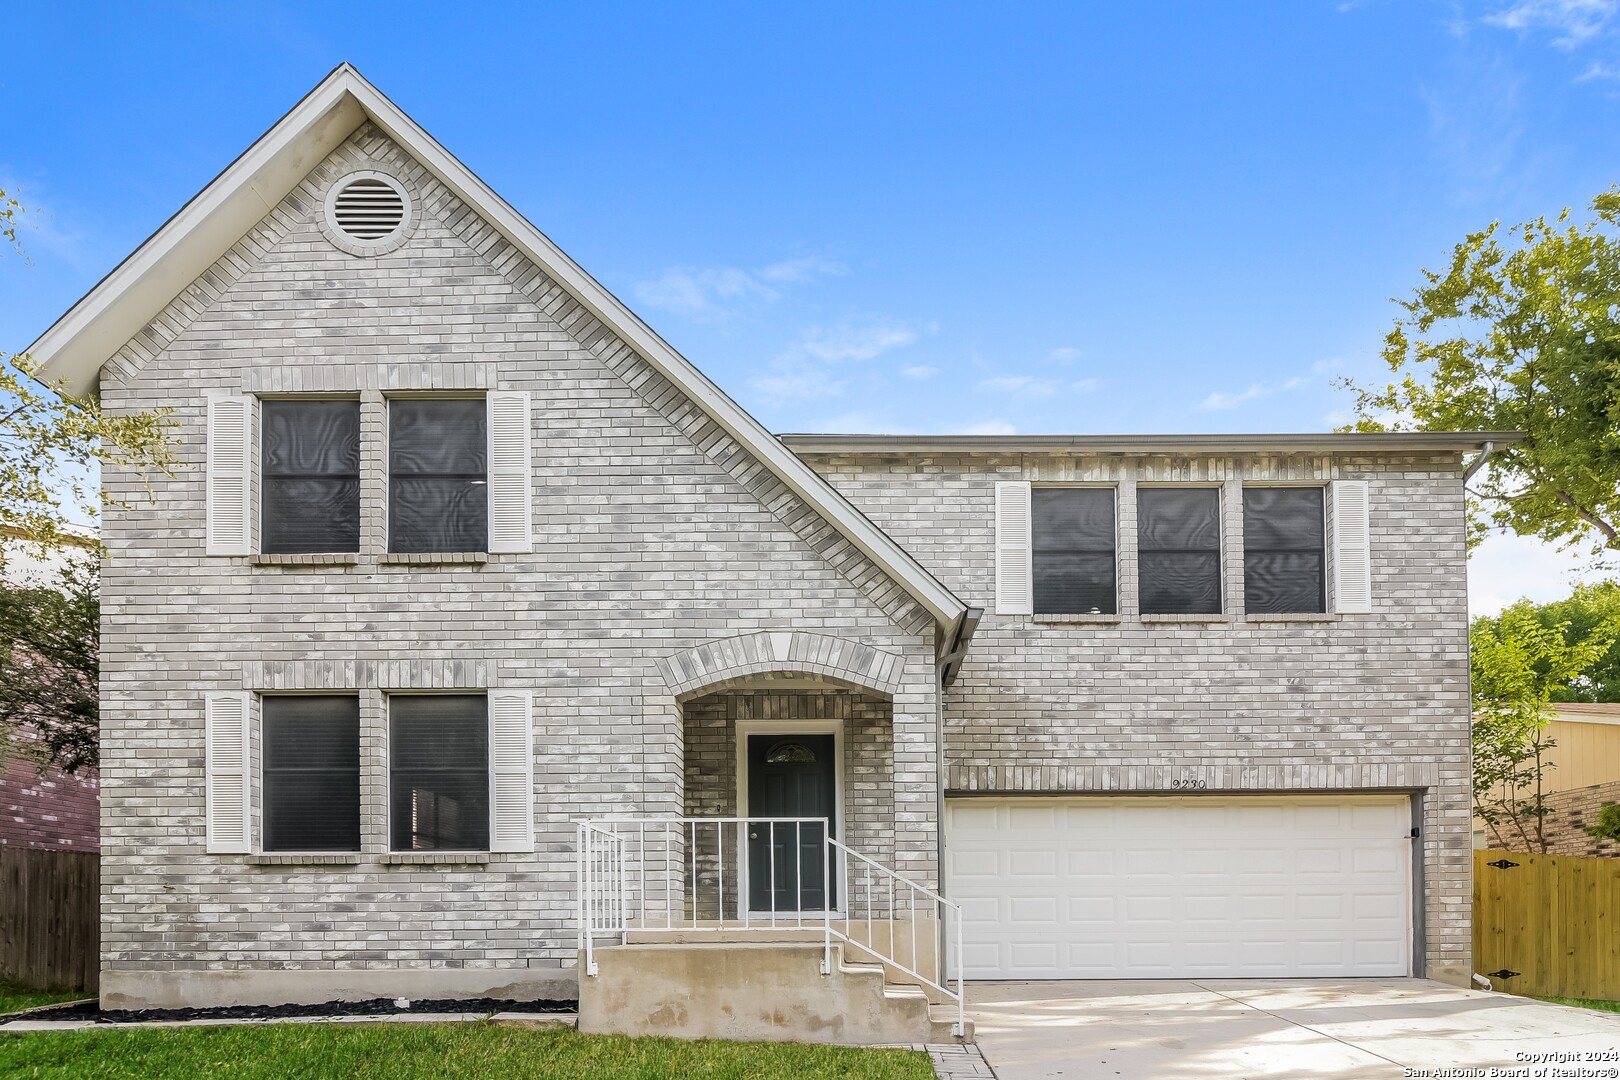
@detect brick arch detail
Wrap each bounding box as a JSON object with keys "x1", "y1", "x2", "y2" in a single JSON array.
[{"x1": 657, "y1": 631, "x2": 904, "y2": 700}]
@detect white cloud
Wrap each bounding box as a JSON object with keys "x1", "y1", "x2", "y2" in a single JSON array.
[
  {"x1": 961, "y1": 419, "x2": 1018, "y2": 436},
  {"x1": 1197, "y1": 383, "x2": 1269, "y2": 411},
  {"x1": 1485, "y1": 0, "x2": 1618, "y2": 47},
  {"x1": 747, "y1": 319, "x2": 929, "y2": 406},
  {"x1": 977, "y1": 374, "x2": 1100, "y2": 397},
  {"x1": 1197, "y1": 375, "x2": 1310, "y2": 412},
  {"x1": 1578, "y1": 58, "x2": 1620, "y2": 78},
  {"x1": 901, "y1": 365, "x2": 940, "y2": 380},
  {"x1": 1045, "y1": 347, "x2": 1083, "y2": 365},
  {"x1": 1468, "y1": 530, "x2": 1608, "y2": 615},
  {"x1": 756, "y1": 256, "x2": 844, "y2": 284},
  {"x1": 797, "y1": 321, "x2": 920, "y2": 362},
  {"x1": 630, "y1": 257, "x2": 842, "y2": 320}
]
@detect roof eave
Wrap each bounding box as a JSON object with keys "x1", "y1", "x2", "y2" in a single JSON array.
[{"x1": 779, "y1": 432, "x2": 1525, "y2": 455}]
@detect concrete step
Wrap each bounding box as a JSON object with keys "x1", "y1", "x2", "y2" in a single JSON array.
[{"x1": 577, "y1": 940, "x2": 966, "y2": 1045}]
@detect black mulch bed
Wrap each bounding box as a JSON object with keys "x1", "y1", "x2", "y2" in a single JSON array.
[{"x1": 2, "y1": 997, "x2": 577, "y2": 1026}]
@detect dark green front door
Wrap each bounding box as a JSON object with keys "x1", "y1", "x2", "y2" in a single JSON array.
[{"x1": 746, "y1": 733, "x2": 836, "y2": 912}]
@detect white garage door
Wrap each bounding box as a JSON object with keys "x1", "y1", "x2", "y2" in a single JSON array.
[{"x1": 946, "y1": 795, "x2": 1412, "y2": 979}]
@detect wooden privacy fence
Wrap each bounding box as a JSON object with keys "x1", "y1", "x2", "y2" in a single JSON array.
[
  {"x1": 1474, "y1": 849, "x2": 1620, "y2": 1001},
  {"x1": 0, "y1": 848, "x2": 98, "y2": 992}
]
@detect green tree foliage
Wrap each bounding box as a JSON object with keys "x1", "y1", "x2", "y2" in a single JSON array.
[
  {"x1": 1473, "y1": 582, "x2": 1620, "y2": 703},
  {"x1": 0, "y1": 557, "x2": 98, "y2": 773},
  {"x1": 0, "y1": 187, "x2": 174, "y2": 555},
  {"x1": 1471, "y1": 605, "x2": 1620, "y2": 851},
  {"x1": 1587, "y1": 802, "x2": 1620, "y2": 845},
  {"x1": 1344, "y1": 187, "x2": 1620, "y2": 556},
  {"x1": 0, "y1": 188, "x2": 171, "y2": 770}
]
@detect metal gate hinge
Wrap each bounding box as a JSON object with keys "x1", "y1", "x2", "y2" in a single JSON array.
[{"x1": 1486, "y1": 859, "x2": 1519, "y2": 869}]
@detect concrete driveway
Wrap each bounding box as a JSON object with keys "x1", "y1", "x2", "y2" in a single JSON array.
[{"x1": 969, "y1": 979, "x2": 1620, "y2": 1079}]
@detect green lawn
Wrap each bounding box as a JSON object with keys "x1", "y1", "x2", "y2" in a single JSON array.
[
  {"x1": 0, "y1": 1021, "x2": 935, "y2": 1079},
  {"x1": 1533, "y1": 995, "x2": 1620, "y2": 1014},
  {"x1": 0, "y1": 982, "x2": 89, "y2": 1017}
]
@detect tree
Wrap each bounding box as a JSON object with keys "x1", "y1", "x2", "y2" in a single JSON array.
[
  {"x1": 1343, "y1": 186, "x2": 1620, "y2": 557},
  {"x1": 0, "y1": 187, "x2": 172, "y2": 769},
  {"x1": 1472, "y1": 583, "x2": 1620, "y2": 704},
  {"x1": 0, "y1": 186, "x2": 175, "y2": 554},
  {"x1": 1471, "y1": 605, "x2": 1620, "y2": 851},
  {"x1": 1587, "y1": 802, "x2": 1620, "y2": 845},
  {"x1": 0, "y1": 556, "x2": 98, "y2": 773}
]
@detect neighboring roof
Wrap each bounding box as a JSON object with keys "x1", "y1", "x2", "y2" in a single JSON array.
[
  {"x1": 25, "y1": 63, "x2": 969, "y2": 642},
  {"x1": 1552, "y1": 703, "x2": 1620, "y2": 724},
  {"x1": 779, "y1": 432, "x2": 1523, "y2": 455}
]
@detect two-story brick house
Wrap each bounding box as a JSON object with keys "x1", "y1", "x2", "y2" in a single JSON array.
[{"x1": 25, "y1": 66, "x2": 1504, "y2": 1042}]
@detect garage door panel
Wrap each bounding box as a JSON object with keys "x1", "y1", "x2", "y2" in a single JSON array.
[{"x1": 946, "y1": 796, "x2": 1412, "y2": 980}]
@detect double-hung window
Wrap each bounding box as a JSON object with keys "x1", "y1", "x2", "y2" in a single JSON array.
[
  {"x1": 389, "y1": 695, "x2": 489, "y2": 851},
  {"x1": 261, "y1": 695, "x2": 361, "y2": 852},
  {"x1": 1243, "y1": 487, "x2": 1326, "y2": 613},
  {"x1": 1032, "y1": 488, "x2": 1117, "y2": 615},
  {"x1": 1137, "y1": 488, "x2": 1222, "y2": 615},
  {"x1": 261, "y1": 400, "x2": 361, "y2": 554},
  {"x1": 389, "y1": 399, "x2": 488, "y2": 553}
]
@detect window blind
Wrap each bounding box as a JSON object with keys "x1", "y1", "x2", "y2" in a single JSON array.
[
  {"x1": 390, "y1": 695, "x2": 489, "y2": 851},
  {"x1": 261, "y1": 400, "x2": 361, "y2": 554},
  {"x1": 1137, "y1": 488, "x2": 1222, "y2": 615},
  {"x1": 1032, "y1": 488, "x2": 1117, "y2": 615},
  {"x1": 1243, "y1": 487, "x2": 1326, "y2": 614},
  {"x1": 389, "y1": 399, "x2": 488, "y2": 553},
  {"x1": 262, "y1": 695, "x2": 361, "y2": 852}
]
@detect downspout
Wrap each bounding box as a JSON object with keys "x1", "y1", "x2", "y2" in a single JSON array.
[
  {"x1": 935, "y1": 607, "x2": 983, "y2": 901},
  {"x1": 1461, "y1": 441, "x2": 1495, "y2": 486}
]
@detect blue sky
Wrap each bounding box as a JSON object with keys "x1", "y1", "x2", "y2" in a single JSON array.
[{"x1": 2, "y1": 1, "x2": 1617, "y2": 608}]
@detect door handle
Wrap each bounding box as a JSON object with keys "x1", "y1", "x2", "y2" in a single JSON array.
[{"x1": 749, "y1": 832, "x2": 758, "y2": 840}]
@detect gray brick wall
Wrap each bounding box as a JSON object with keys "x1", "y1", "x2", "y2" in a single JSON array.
[
  {"x1": 96, "y1": 125, "x2": 938, "y2": 1007},
  {"x1": 796, "y1": 450, "x2": 1474, "y2": 985}
]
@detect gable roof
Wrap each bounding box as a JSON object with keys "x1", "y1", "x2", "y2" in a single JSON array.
[{"x1": 27, "y1": 63, "x2": 970, "y2": 646}]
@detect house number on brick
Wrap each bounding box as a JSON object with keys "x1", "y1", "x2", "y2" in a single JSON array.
[{"x1": 1170, "y1": 777, "x2": 1209, "y2": 789}]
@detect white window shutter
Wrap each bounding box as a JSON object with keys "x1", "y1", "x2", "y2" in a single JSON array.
[
  {"x1": 206, "y1": 395, "x2": 253, "y2": 555},
  {"x1": 1330, "y1": 480, "x2": 1372, "y2": 614},
  {"x1": 486, "y1": 392, "x2": 533, "y2": 554},
  {"x1": 994, "y1": 481, "x2": 1034, "y2": 616},
  {"x1": 205, "y1": 692, "x2": 252, "y2": 853},
  {"x1": 488, "y1": 690, "x2": 534, "y2": 853}
]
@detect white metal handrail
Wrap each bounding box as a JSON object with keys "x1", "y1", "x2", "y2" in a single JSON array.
[{"x1": 574, "y1": 816, "x2": 965, "y2": 1036}]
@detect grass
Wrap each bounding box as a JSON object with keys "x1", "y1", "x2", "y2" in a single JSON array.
[
  {"x1": 0, "y1": 981, "x2": 88, "y2": 1016},
  {"x1": 0, "y1": 1021, "x2": 935, "y2": 1079},
  {"x1": 1532, "y1": 995, "x2": 1620, "y2": 1014}
]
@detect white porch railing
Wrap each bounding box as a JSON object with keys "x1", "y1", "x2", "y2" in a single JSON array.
[{"x1": 576, "y1": 817, "x2": 965, "y2": 1036}]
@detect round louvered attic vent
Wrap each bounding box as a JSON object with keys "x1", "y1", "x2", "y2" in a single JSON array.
[
  {"x1": 321, "y1": 170, "x2": 414, "y2": 256},
  {"x1": 333, "y1": 178, "x2": 404, "y2": 239}
]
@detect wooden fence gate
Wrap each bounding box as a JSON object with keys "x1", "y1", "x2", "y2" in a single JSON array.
[
  {"x1": 1474, "y1": 849, "x2": 1620, "y2": 1001},
  {"x1": 0, "y1": 848, "x2": 99, "y2": 993}
]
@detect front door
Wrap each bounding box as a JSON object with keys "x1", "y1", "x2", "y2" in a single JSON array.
[{"x1": 746, "y1": 733, "x2": 836, "y2": 912}]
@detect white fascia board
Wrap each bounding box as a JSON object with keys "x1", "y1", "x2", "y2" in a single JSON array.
[
  {"x1": 345, "y1": 75, "x2": 969, "y2": 634},
  {"x1": 30, "y1": 70, "x2": 365, "y2": 399},
  {"x1": 28, "y1": 65, "x2": 967, "y2": 639}
]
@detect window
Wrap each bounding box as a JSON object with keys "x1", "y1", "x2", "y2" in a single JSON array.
[
  {"x1": 389, "y1": 399, "x2": 487, "y2": 553},
  {"x1": 1243, "y1": 487, "x2": 1326, "y2": 614},
  {"x1": 1137, "y1": 488, "x2": 1222, "y2": 614},
  {"x1": 390, "y1": 695, "x2": 489, "y2": 851},
  {"x1": 261, "y1": 400, "x2": 361, "y2": 554},
  {"x1": 1032, "y1": 488, "x2": 1117, "y2": 614},
  {"x1": 261, "y1": 696, "x2": 360, "y2": 851}
]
